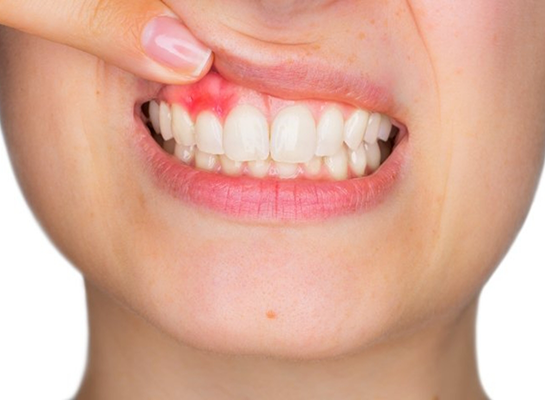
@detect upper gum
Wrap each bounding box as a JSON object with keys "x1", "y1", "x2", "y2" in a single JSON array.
[{"x1": 159, "y1": 72, "x2": 387, "y2": 123}]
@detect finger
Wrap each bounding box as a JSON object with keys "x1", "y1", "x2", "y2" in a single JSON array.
[{"x1": 0, "y1": 0, "x2": 213, "y2": 84}]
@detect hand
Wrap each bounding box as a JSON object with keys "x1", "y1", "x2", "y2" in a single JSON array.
[{"x1": 0, "y1": 0, "x2": 213, "y2": 84}]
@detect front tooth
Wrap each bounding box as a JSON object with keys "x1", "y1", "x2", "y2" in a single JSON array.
[
  {"x1": 223, "y1": 105, "x2": 269, "y2": 162},
  {"x1": 349, "y1": 144, "x2": 367, "y2": 177},
  {"x1": 377, "y1": 116, "x2": 392, "y2": 142},
  {"x1": 172, "y1": 104, "x2": 196, "y2": 146},
  {"x1": 305, "y1": 156, "x2": 323, "y2": 177},
  {"x1": 271, "y1": 105, "x2": 316, "y2": 163},
  {"x1": 149, "y1": 101, "x2": 161, "y2": 134},
  {"x1": 174, "y1": 144, "x2": 195, "y2": 164},
  {"x1": 195, "y1": 111, "x2": 224, "y2": 155},
  {"x1": 275, "y1": 162, "x2": 299, "y2": 179},
  {"x1": 365, "y1": 142, "x2": 381, "y2": 171},
  {"x1": 159, "y1": 102, "x2": 174, "y2": 141},
  {"x1": 324, "y1": 147, "x2": 348, "y2": 180},
  {"x1": 316, "y1": 107, "x2": 344, "y2": 156},
  {"x1": 220, "y1": 155, "x2": 243, "y2": 176},
  {"x1": 195, "y1": 150, "x2": 219, "y2": 172},
  {"x1": 248, "y1": 159, "x2": 271, "y2": 178},
  {"x1": 364, "y1": 113, "x2": 381, "y2": 144},
  {"x1": 344, "y1": 110, "x2": 370, "y2": 150}
]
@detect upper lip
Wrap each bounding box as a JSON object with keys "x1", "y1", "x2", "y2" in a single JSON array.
[
  {"x1": 157, "y1": 16, "x2": 400, "y2": 120},
  {"x1": 212, "y1": 51, "x2": 396, "y2": 116}
]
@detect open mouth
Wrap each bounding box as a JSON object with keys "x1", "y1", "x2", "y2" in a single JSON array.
[
  {"x1": 142, "y1": 71, "x2": 402, "y2": 181},
  {"x1": 136, "y1": 71, "x2": 408, "y2": 222}
]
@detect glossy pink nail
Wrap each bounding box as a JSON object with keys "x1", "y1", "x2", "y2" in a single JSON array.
[{"x1": 142, "y1": 16, "x2": 212, "y2": 77}]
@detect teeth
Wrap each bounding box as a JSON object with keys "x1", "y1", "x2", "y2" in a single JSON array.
[
  {"x1": 149, "y1": 101, "x2": 398, "y2": 180},
  {"x1": 365, "y1": 142, "x2": 381, "y2": 171},
  {"x1": 275, "y1": 162, "x2": 299, "y2": 179},
  {"x1": 316, "y1": 107, "x2": 344, "y2": 157},
  {"x1": 149, "y1": 101, "x2": 161, "y2": 134},
  {"x1": 271, "y1": 105, "x2": 316, "y2": 163},
  {"x1": 220, "y1": 155, "x2": 243, "y2": 176},
  {"x1": 195, "y1": 150, "x2": 219, "y2": 172},
  {"x1": 174, "y1": 144, "x2": 195, "y2": 164},
  {"x1": 224, "y1": 105, "x2": 269, "y2": 162},
  {"x1": 363, "y1": 113, "x2": 381, "y2": 144},
  {"x1": 304, "y1": 156, "x2": 323, "y2": 177},
  {"x1": 172, "y1": 104, "x2": 196, "y2": 146},
  {"x1": 159, "y1": 102, "x2": 174, "y2": 141},
  {"x1": 349, "y1": 144, "x2": 367, "y2": 177},
  {"x1": 196, "y1": 111, "x2": 224, "y2": 155},
  {"x1": 344, "y1": 110, "x2": 370, "y2": 150},
  {"x1": 324, "y1": 147, "x2": 348, "y2": 181},
  {"x1": 248, "y1": 159, "x2": 271, "y2": 178},
  {"x1": 377, "y1": 116, "x2": 392, "y2": 142}
]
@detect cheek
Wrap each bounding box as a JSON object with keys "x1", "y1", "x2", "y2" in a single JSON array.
[
  {"x1": 0, "y1": 34, "x2": 146, "y2": 291},
  {"x1": 411, "y1": 0, "x2": 545, "y2": 291}
]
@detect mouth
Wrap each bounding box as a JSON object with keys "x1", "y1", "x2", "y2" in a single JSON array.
[{"x1": 135, "y1": 70, "x2": 408, "y2": 222}]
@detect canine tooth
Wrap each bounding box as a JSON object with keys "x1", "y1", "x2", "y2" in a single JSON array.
[
  {"x1": 349, "y1": 144, "x2": 367, "y2": 177},
  {"x1": 248, "y1": 159, "x2": 271, "y2": 178},
  {"x1": 159, "y1": 102, "x2": 174, "y2": 141},
  {"x1": 364, "y1": 113, "x2": 381, "y2": 144},
  {"x1": 276, "y1": 162, "x2": 299, "y2": 179},
  {"x1": 316, "y1": 107, "x2": 344, "y2": 156},
  {"x1": 196, "y1": 111, "x2": 224, "y2": 155},
  {"x1": 195, "y1": 150, "x2": 219, "y2": 172},
  {"x1": 377, "y1": 116, "x2": 392, "y2": 142},
  {"x1": 174, "y1": 144, "x2": 195, "y2": 164},
  {"x1": 172, "y1": 104, "x2": 196, "y2": 146},
  {"x1": 149, "y1": 101, "x2": 161, "y2": 133},
  {"x1": 271, "y1": 105, "x2": 316, "y2": 163},
  {"x1": 365, "y1": 142, "x2": 381, "y2": 171},
  {"x1": 223, "y1": 105, "x2": 269, "y2": 162},
  {"x1": 220, "y1": 155, "x2": 243, "y2": 176},
  {"x1": 344, "y1": 110, "x2": 369, "y2": 150},
  {"x1": 305, "y1": 156, "x2": 323, "y2": 176}
]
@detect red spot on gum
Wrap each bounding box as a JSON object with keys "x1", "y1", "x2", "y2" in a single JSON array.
[
  {"x1": 161, "y1": 72, "x2": 239, "y2": 120},
  {"x1": 159, "y1": 71, "x2": 362, "y2": 124}
]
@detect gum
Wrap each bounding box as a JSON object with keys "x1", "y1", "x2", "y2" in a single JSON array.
[{"x1": 159, "y1": 71, "x2": 362, "y2": 123}]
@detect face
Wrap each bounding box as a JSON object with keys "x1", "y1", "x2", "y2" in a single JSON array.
[{"x1": 1, "y1": 0, "x2": 544, "y2": 360}]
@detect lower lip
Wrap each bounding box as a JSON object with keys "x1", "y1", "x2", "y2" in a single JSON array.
[{"x1": 134, "y1": 117, "x2": 408, "y2": 223}]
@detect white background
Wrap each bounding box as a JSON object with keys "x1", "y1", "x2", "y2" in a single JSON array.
[{"x1": 0, "y1": 126, "x2": 544, "y2": 400}]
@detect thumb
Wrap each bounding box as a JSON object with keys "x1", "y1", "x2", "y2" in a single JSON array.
[{"x1": 0, "y1": 0, "x2": 213, "y2": 84}]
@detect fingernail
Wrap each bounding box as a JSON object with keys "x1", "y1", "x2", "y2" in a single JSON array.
[{"x1": 142, "y1": 16, "x2": 212, "y2": 77}]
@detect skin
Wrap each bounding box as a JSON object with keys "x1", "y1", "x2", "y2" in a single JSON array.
[{"x1": 1, "y1": 0, "x2": 545, "y2": 399}]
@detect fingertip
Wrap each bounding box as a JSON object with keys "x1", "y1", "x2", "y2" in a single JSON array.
[{"x1": 141, "y1": 16, "x2": 213, "y2": 81}]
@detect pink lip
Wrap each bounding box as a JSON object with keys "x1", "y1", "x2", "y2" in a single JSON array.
[{"x1": 135, "y1": 122, "x2": 407, "y2": 223}]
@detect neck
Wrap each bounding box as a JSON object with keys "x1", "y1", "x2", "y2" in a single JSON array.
[{"x1": 77, "y1": 282, "x2": 488, "y2": 400}]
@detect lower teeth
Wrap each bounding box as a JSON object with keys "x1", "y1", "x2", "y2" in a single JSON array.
[{"x1": 143, "y1": 103, "x2": 398, "y2": 181}]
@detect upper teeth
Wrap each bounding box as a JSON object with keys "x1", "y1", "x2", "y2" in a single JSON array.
[
  {"x1": 270, "y1": 105, "x2": 317, "y2": 163},
  {"x1": 148, "y1": 100, "x2": 396, "y2": 179},
  {"x1": 224, "y1": 105, "x2": 269, "y2": 161}
]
